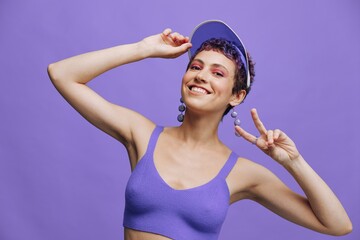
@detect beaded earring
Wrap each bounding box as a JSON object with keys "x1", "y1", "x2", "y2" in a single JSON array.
[
  {"x1": 231, "y1": 108, "x2": 241, "y2": 136},
  {"x1": 177, "y1": 97, "x2": 186, "y2": 122}
]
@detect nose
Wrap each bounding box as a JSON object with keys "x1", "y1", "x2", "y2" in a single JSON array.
[{"x1": 195, "y1": 70, "x2": 209, "y2": 83}]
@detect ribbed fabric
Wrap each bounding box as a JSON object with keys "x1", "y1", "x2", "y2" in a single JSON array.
[{"x1": 123, "y1": 126, "x2": 238, "y2": 240}]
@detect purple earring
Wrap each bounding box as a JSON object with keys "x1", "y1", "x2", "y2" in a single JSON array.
[
  {"x1": 231, "y1": 108, "x2": 241, "y2": 136},
  {"x1": 177, "y1": 98, "x2": 185, "y2": 122}
]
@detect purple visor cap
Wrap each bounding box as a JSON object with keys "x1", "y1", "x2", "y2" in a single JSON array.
[{"x1": 188, "y1": 20, "x2": 250, "y2": 88}]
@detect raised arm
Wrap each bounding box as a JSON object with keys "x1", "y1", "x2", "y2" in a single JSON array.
[
  {"x1": 47, "y1": 29, "x2": 191, "y2": 164},
  {"x1": 235, "y1": 109, "x2": 352, "y2": 236}
]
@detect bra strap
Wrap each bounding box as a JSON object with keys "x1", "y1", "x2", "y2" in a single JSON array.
[
  {"x1": 218, "y1": 152, "x2": 238, "y2": 178},
  {"x1": 146, "y1": 125, "x2": 164, "y2": 156}
]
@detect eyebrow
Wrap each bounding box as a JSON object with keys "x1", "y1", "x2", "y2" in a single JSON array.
[{"x1": 192, "y1": 58, "x2": 230, "y2": 74}]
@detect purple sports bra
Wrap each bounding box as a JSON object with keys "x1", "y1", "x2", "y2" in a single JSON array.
[{"x1": 123, "y1": 126, "x2": 238, "y2": 239}]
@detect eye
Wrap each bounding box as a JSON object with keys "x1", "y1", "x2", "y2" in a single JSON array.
[
  {"x1": 213, "y1": 71, "x2": 224, "y2": 77},
  {"x1": 190, "y1": 64, "x2": 201, "y2": 70}
]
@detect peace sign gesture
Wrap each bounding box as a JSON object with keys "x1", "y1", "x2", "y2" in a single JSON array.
[{"x1": 235, "y1": 109, "x2": 301, "y2": 165}]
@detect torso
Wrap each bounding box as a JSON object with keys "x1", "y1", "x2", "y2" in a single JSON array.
[{"x1": 124, "y1": 126, "x2": 255, "y2": 239}]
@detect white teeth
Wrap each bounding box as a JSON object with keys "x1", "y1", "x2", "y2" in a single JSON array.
[{"x1": 191, "y1": 87, "x2": 207, "y2": 94}]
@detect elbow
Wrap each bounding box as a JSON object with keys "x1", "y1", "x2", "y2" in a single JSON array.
[
  {"x1": 343, "y1": 224, "x2": 353, "y2": 235},
  {"x1": 47, "y1": 62, "x2": 68, "y2": 85},
  {"x1": 336, "y1": 223, "x2": 353, "y2": 236},
  {"x1": 47, "y1": 62, "x2": 81, "y2": 85},
  {"x1": 47, "y1": 63, "x2": 58, "y2": 84},
  {"x1": 328, "y1": 222, "x2": 353, "y2": 236}
]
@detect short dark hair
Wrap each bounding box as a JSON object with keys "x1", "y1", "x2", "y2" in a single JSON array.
[{"x1": 186, "y1": 38, "x2": 255, "y2": 115}]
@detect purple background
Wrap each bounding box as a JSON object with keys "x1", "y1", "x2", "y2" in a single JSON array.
[{"x1": 0, "y1": 0, "x2": 359, "y2": 239}]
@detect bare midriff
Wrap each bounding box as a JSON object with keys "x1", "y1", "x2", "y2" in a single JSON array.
[{"x1": 124, "y1": 228, "x2": 172, "y2": 240}]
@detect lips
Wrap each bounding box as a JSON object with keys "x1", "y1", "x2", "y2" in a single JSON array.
[{"x1": 188, "y1": 85, "x2": 210, "y2": 94}]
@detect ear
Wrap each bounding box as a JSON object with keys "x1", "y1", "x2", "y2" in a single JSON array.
[{"x1": 229, "y1": 90, "x2": 246, "y2": 107}]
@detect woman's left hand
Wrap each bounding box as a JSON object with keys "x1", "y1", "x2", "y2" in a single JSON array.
[{"x1": 235, "y1": 108, "x2": 300, "y2": 165}]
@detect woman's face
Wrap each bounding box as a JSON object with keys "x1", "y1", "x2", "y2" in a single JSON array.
[{"x1": 181, "y1": 50, "x2": 238, "y2": 115}]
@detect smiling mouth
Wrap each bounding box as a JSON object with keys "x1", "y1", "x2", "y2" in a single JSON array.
[{"x1": 188, "y1": 86, "x2": 210, "y2": 94}]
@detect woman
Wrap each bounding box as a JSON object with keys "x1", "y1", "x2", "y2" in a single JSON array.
[{"x1": 47, "y1": 20, "x2": 352, "y2": 240}]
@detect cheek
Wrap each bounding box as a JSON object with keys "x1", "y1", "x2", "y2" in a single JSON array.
[
  {"x1": 181, "y1": 71, "x2": 191, "y2": 84},
  {"x1": 213, "y1": 79, "x2": 234, "y2": 95},
  {"x1": 181, "y1": 73, "x2": 191, "y2": 94}
]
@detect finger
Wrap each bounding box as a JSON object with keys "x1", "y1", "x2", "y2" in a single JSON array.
[
  {"x1": 235, "y1": 126, "x2": 258, "y2": 144},
  {"x1": 267, "y1": 130, "x2": 274, "y2": 146},
  {"x1": 176, "y1": 34, "x2": 186, "y2": 43},
  {"x1": 178, "y1": 42, "x2": 192, "y2": 50},
  {"x1": 162, "y1": 28, "x2": 172, "y2": 36},
  {"x1": 273, "y1": 129, "x2": 281, "y2": 140},
  {"x1": 171, "y1": 32, "x2": 187, "y2": 43},
  {"x1": 170, "y1": 32, "x2": 180, "y2": 42},
  {"x1": 166, "y1": 42, "x2": 192, "y2": 58},
  {"x1": 277, "y1": 130, "x2": 289, "y2": 141},
  {"x1": 251, "y1": 108, "x2": 267, "y2": 135},
  {"x1": 172, "y1": 43, "x2": 192, "y2": 56}
]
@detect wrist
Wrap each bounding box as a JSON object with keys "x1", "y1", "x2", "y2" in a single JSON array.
[
  {"x1": 282, "y1": 155, "x2": 306, "y2": 173},
  {"x1": 136, "y1": 40, "x2": 155, "y2": 59}
]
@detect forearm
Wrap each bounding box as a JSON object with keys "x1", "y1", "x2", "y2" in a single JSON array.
[
  {"x1": 48, "y1": 29, "x2": 191, "y2": 85},
  {"x1": 48, "y1": 41, "x2": 149, "y2": 85},
  {"x1": 284, "y1": 156, "x2": 352, "y2": 234}
]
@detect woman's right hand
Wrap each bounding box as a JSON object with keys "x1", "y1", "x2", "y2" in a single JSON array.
[{"x1": 140, "y1": 29, "x2": 192, "y2": 59}]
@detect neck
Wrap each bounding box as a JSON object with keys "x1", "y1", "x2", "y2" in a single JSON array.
[{"x1": 176, "y1": 110, "x2": 223, "y2": 146}]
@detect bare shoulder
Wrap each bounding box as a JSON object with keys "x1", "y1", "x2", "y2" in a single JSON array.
[
  {"x1": 227, "y1": 156, "x2": 276, "y2": 203},
  {"x1": 125, "y1": 113, "x2": 156, "y2": 168}
]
